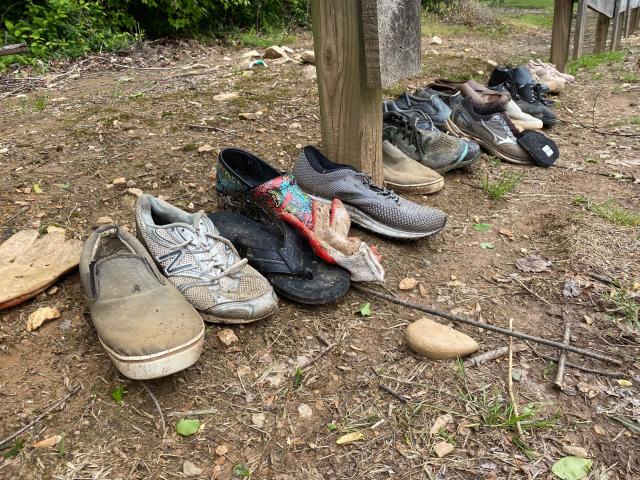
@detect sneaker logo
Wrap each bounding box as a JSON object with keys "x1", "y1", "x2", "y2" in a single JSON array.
[
  {"x1": 480, "y1": 119, "x2": 516, "y2": 146},
  {"x1": 157, "y1": 250, "x2": 194, "y2": 276}
]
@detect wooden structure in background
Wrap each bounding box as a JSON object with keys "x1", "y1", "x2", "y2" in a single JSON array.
[
  {"x1": 310, "y1": 0, "x2": 421, "y2": 184},
  {"x1": 552, "y1": 0, "x2": 640, "y2": 72}
]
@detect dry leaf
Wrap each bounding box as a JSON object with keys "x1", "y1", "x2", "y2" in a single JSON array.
[
  {"x1": 217, "y1": 328, "x2": 238, "y2": 346},
  {"x1": 336, "y1": 431, "x2": 365, "y2": 445},
  {"x1": 418, "y1": 283, "x2": 428, "y2": 297},
  {"x1": 198, "y1": 144, "x2": 215, "y2": 153},
  {"x1": 515, "y1": 255, "x2": 552, "y2": 273},
  {"x1": 215, "y1": 444, "x2": 229, "y2": 456},
  {"x1": 498, "y1": 227, "x2": 514, "y2": 239},
  {"x1": 26, "y1": 307, "x2": 61, "y2": 332},
  {"x1": 617, "y1": 379, "x2": 632, "y2": 387},
  {"x1": 429, "y1": 414, "x2": 453, "y2": 436},
  {"x1": 399, "y1": 277, "x2": 418, "y2": 290},
  {"x1": 562, "y1": 445, "x2": 589, "y2": 458},
  {"x1": 32, "y1": 435, "x2": 62, "y2": 449}
]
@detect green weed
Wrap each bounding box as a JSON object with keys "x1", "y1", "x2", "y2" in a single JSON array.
[
  {"x1": 572, "y1": 196, "x2": 640, "y2": 227},
  {"x1": 620, "y1": 72, "x2": 640, "y2": 83},
  {"x1": 506, "y1": 13, "x2": 553, "y2": 29},
  {"x1": 567, "y1": 51, "x2": 626, "y2": 75},
  {"x1": 481, "y1": 0, "x2": 553, "y2": 9},
  {"x1": 236, "y1": 29, "x2": 296, "y2": 48},
  {"x1": 480, "y1": 172, "x2": 522, "y2": 200},
  {"x1": 33, "y1": 95, "x2": 48, "y2": 112},
  {"x1": 603, "y1": 281, "x2": 639, "y2": 328}
]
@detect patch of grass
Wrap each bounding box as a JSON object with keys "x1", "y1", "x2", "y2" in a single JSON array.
[
  {"x1": 33, "y1": 95, "x2": 47, "y2": 112},
  {"x1": 506, "y1": 13, "x2": 553, "y2": 29},
  {"x1": 482, "y1": 0, "x2": 553, "y2": 9},
  {"x1": 480, "y1": 172, "x2": 522, "y2": 200},
  {"x1": 236, "y1": 29, "x2": 296, "y2": 49},
  {"x1": 620, "y1": 72, "x2": 640, "y2": 83},
  {"x1": 603, "y1": 281, "x2": 639, "y2": 328},
  {"x1": 421, "y1": 14, "x2": 467, "y2": 37},
  {"x1": 572, "y1": 195, "x2": 640, "y2": 227},
  {"x1": 567, "y1": 51, "x2": 626, "y2": 75}
]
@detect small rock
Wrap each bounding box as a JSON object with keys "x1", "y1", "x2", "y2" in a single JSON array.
[
  {"x1": 433, "y1": 441, "x2": 454, "y2": 458},
  {"x1": 26, "y1": 307, "x2": 61, "y2": 332},
  {"x1": 46, "y1": 226, "x2": 65, "y2": 234},
  {"x1": 215, "y1": 444, "x2": 229, "y2": 456},
  {"x1": 399, "y1": 277, "x2": 418, "y2": 290},
  {"x1": 486, "y1": 59, "x2": 498, "y2": 67},
  {"x1": 46, "y1": 286, "x2": 59, "y2": 295},
  {"x1": 213, "y1": 92, "x2": 239, "y2": 102},
  {"x1": 112, "y1": 177, "x2": 126, "y2": 186},
  {"x1": 562, "y1": 445, "x2": 589, "y2": 458},
  {"x1": 429, "y1": 36, "x2": 443, "y2": 45},
  {"x1": 182, "y1": 460, "x2": 202, "y2": 477},
  {"x1": 429, "y1": 414, "x2": 453, "y2": 435},
  {"x1": 239, "y1": 112, "x2": 257, "y2": 121},
  {"x1": 563, "y1": 279, "x2": 581, "y2": 297},
  {"x1": 300, "y1": 50, "x2": 315, "y2": 64},
  {"x1": 198, "y1": 144, "x2": 215, "y2": 154},
  {"x1": 145, "y1": 162, "x2": 153, "y2": 169},
  {"x1": 32, "y1": 435, "x2": 62, "y2": 449},
  {"x1": 242, "y1": 50, "x2": 261, "y2": 59},
  {"x1": 263, "y1": 45, "x2": 286, "y2": 59},
  {"x1": 217, "y1": 328, "x2": 238, "y2": 346},
  {"x1": 126, "y1": 179, "x2": 136, "y2": 187},
  {"x1": 289, "y1": 122, "x2": 302, "y2": 130},
  {"x1": 303, "y1": 65, "x2": 317, "y2": 81},
  {"x1": 298, "y1": 403, "x2": 313, "y2": 418},
  {"x1": 515, "y1": 255, "x2": 552, "y2": 273},
  {"x1": 405, "y1": 317, "x2": 478, "y2": 360},
  {"x1": 282, "y1": 46, "x2": 294, "y2": 54},
  {"x1": 96, "y1": 216, "x2": 114, "y2": 225},
  {"x1": 126, "y1": 188, "x2": 143, "y2": 197},
  {"x1": 251, "y1": 413, "x2": 266, "y2": 427},
  {"x1": 583, "y1": 314, "x2": 594, "y2": 325}
]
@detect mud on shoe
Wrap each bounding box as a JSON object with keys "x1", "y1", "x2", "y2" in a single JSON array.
[
  {"x1": 135, "y1": 194, "x2": 278, "y2": 324},
  {"x1": 80, "y1": 225, "x2": 205, "y2": 379}
]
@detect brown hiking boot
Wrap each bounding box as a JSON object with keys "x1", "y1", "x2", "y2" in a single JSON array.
[
  {"x1": 382, "y1": 141, "x2": 444, "y2": 194},
  {"x1": 428, "y1": 79, "x2": 511, "y2": 109}
]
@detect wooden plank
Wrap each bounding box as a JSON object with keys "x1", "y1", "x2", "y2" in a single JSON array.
[
  {"x1": 594, "y1": 13, "x2": 610, "y2": 51},
  {"x1": 573, "y1": 0, "x2": 589, "y2": 59},
  {"x1": 361, "y1": 0, "x2": 421, "y2": 88},
  {"x1": 550, "y1": 0, "x2": 573, "y2": 72},
  {"x1": 310, "y1": 0, "x2": 383, "y2": 184},
  {"x1": 0, "y1": 43, "x2": 27, "y2": 57}
]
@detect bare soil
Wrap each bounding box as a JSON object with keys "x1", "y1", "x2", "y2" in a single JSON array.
[{"x1": 0, "y1": 17, "x2": 639, "y2": 480}]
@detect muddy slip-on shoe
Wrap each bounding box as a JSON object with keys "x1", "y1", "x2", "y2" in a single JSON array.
[
  {"x1": 382, "y1": 141, "x2": 444, "y2": 194},
  {"x1": 294, "y1": 145, "x2": 448, "y2": 239},
  {"x1": 426, "y1": 79, "x2": 511, "y2": 110},
  {"x1": 135, "y1": 194, "x2": 278, "y2": 323},
  {"x1": 450, "y1": 96, "x2": 532, "y2": 165},
  {"x1": 80, "y1": 225, "x2": 205, "y2": 380}
]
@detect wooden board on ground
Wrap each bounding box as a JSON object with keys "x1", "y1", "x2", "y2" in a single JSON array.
[{"x1": 361, "y1": 0, "x2": 422, "y2": 88}]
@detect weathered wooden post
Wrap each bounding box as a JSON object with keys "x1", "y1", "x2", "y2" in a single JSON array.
[
  {"x1": 310, "y1": 0, "x2": 421, "y2": 185},
  {"x1": 550, "y1": 0, "x2": 573, "y2": 72}
]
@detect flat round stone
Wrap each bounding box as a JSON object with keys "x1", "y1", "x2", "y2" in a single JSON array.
[{"x1": 405, "y1": 317, "x2": 479, "y2": 360}]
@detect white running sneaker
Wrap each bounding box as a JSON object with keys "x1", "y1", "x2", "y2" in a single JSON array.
[
  {"x1": 135, "y1": 194, "x2": 278, "y2": 324},
  {"x1": 505, "y1": 100, "x2": 544, "y2": 131}
]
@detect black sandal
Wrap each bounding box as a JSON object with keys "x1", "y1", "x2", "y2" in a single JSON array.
[{"x1": 208, "y1": 211, "x2": 350, "y2": 305}]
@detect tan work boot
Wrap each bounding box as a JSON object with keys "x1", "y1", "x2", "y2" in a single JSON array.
[{"x1": 382, "y1": 141, "x2": 444, "y2": 194}]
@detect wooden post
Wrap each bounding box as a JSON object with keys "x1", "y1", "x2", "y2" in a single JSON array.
[
  {"x1": 611, "y1": 0, "x2": 623, "y2": 50},
  {"x1": 550, "y1": 0, "x2": 573, "y2": 72},
  {"x1": 573, "y1": 0, "x2": 589, "y2": 59},
  {"x1": 631, "y1": 8, "x2": 640, "y2": 34},
  {"x1": 310, "y1": 0, "x2": 383, "y2": 184},
  {"x1": 594, "y1": 13, "x2": 610, "y2": 51}
]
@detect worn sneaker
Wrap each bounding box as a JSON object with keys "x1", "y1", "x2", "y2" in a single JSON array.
[
  {"x1": 383, "y1": 141, "x2": 444, "y2": 194},
  {"x1": 135, "y1": 194, "x2": 278, "y2": 324},
  {"x1": 294, "y1": 145, "x2": 447, "y2": 239},
  {"x1": 488, "y1": 66, "x2": 556, "y2": 127},
  {"x1": 80, "y1": 225, "x2": 205, "y2": 379},
  {"x1": 394, "y1": 91, "x2": 452, "y2": 130},
  {"x1": 505, "y1": 100, "x2": 544, "y2": 131},
  {"x1": 450, "y1": 96, "x2": 532, "y2": 165},
  {"x1": 528, "y1": 59, "x2": 574, "y2": 83},
  {"x1": 383, "y1": 111, "x2": 481, "y2": 173}
]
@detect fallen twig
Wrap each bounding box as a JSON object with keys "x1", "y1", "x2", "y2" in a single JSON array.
[
  {"x1": 467, "y1": 344, "x2": 527, "y2": 366},
  {"x1": 2, "y1": 205, "x2": 30, "y2": 226},
  {"x1": 140, "y1": 382, "x2": 166, "y2": 437},
  {"x1": 353, "y1": 285, "x2": 623, "y2": 366},
  {"x1": 589, "y1": 273, "x2": 616, "y2": 287},
  {"x1": 554, "y1": 322, "x2": 571, "y2": 390},
  {"x1": 0, "y1": 385, "x2": 80, "y2": 448},
  {"x1": 167, "y1": 408, "x2": 217, "y2": 418},
  {"x1": 507, "y1": 319, "x2": 523, "y2": 436},
  {"x1": 301, "y1": 342, "x2": 336, "y2": 370},
  {"x1": 370, "y1": 368, "x2": 408, "y2": 403},
  {"x1": 526, "y1": 343, "x2": 628, "y2": 379},
  {"x1": 511, "y1": 276, "x2": 551, "y2": 306},
  {"x1": 186, "y1": 123, "x2": 240, "y2": 136}
]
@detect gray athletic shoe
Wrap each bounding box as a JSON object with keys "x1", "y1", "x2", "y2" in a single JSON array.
[
  {"x1": 293, "y1": 146, "x2": 447, "y2": 239},
  {"x1": 394, "y1": 91, "x2": 452, "y2": 130},
  {"x1": 383, "y1": 111, "x2": 481, "y2": 174},
  {"x1": 450, "y1": 96, "x2": 532, "y2": 165},
  {"x1": 135, "y1": 194, "x2": 278, "y2": 323}
]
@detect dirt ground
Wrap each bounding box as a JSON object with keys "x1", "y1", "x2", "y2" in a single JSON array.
[{"x1": 0, "y1": 10, "x2": 639, "y2": 480}]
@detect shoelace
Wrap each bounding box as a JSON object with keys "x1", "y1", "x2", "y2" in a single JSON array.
[
  {"x1": 169, "y1": 231, "x2": 248, "y2": 282},
  {"x1": 384, "y1": 112, "x2": 427, "y2": 159},
  {"x1": 355, "y1": 172, "x2": 400, "y2": 204}
]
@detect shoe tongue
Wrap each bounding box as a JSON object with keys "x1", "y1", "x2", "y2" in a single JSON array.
[{"x1": 513, "y1": 67, "x2": 534, "y2": 85}]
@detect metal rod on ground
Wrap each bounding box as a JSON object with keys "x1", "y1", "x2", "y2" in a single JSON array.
[
  {"x1": 352, "y1": 285, "x2": 623, "y2": 366},
  {"x1": 554, "y1": 321, "x2": 571, "y2": 389}
]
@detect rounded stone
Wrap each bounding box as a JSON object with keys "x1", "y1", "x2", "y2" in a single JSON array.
[{"x1": 405, "y1": 317, "x2": 478, "y2": 360}]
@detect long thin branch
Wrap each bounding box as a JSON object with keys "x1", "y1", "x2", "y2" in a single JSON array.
[
  {"x1": 507, "y1": 318, "x2": 523, "y2": 436},
  {"x1": 353, "y1": 285, "x2": 622, "y2": 366},
  {"x1": 554, "y1": 322, "x2": 571, "y2": 390},
  {"x1": 140, "y1": 382, "x2": 166, "y2": 437}
]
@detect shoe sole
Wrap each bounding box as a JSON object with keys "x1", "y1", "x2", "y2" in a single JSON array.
[
  {"x1": 456, "y1": 127, "x2": 532, "y2": 165},
  {"x1": 201, "y1": 306, "x2": 278, "y2": 325},
  {"x1": 512, "y1": 119, "x2": 544, "y2": 131},
  {"x1": 310, "y1": 195, "x2": 446, "y2": 239},
  {"x1": 383, "y1": 178, "x2": 444, "y2": 195},
  {"x1": 445, "y1": 117, "x2": 467, "y2": 138},
  {"x1": 100, "y1": 326, "x2": 204, "y2": 380}
]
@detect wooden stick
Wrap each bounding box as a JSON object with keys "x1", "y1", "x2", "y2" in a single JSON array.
[
  {"x1": 0, "y1": 385, "x2": 80, "y2": 447},
  {"x1": 140, "y1": 382, "x2": 166, "y2": 437},
  {"x1": 554, "y1": 322, "x2": 571, "y2": 390},
  {"x1": 467, "y1": 344, "x2": 527, "y2": 367},
  {"x1": 353, "y1": 285, "x2": 623, "y2": 366},
  {"x1": 167, "y1": 408, "x2": 217, "y2": 418},
  {"x1": 508, "y1": 319, "x2": 523, "y2": 436},
  {"x1": 526, "y1": 343, "x2": 627, "y2": 379},
  {"x1": 0, "y1": 43, "x2": 28, "y2": 57}
]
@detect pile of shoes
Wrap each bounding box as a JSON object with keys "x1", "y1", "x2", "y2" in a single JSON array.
[
  {"x1": 80, "y1": 145, "x2": 449, "y2": 380},
  {"x1": 383, "y1": 61, "x2": 568, "y2": 178}
]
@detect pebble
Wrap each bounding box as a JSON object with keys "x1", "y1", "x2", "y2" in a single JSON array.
[
  {"x1": 212, "y1": 92, "x2": 238, "y2": 102},
  {"x1": 434, "y1": 441, "x2": 454, "y2": 458},
  {"x1": 298, "y1": 403, "x2": 313, "y2": 418},
  {"x1": 239, "y1": 112, "x2": 257, "y2": 121},
  {"x1": 300, "y1": 50, "x2": 315, "y2": 64},
  {"x1": 182, "y1": 460, "x2": 202, "y2": 477},
  {"x1": 405, "y1": 317, "x2": 478, "y2": 360},
  {"x1": 562, "y1": 445, "x2": 589, "y2": 458},
  {"x1": 251, "y1": 412, "x2": 266, "y2": 427},
  {"x1": 32, "y1": 435, "x2": 62, "y2": 449},
  {"x1": 112, "y1": 177, "x2": 126, "y2": 186},
  {"x1": 198, "y1": 144, "x2": 215, "y2": 153},
  {"x1": 217, "y1": 328, "x2": 238, "y2": 346},
  {"x1": 96, "y1": 216, "x2": 114, "y2": 225},
  {"x1": 429, "y1": 35, "x2": 443, "y2": 45},
  {"x1": 263, "y1": 45, "x2": 286, "y2": 59},
  {"x1": 26, "y1": 307, "x2": 61, "y2": 332},
  {"x1": 126, "y1": 188, "x2": 143, "y2": 197}
]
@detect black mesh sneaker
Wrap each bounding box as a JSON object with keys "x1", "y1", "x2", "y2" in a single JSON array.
[{"x1": 488, "y1": 66, "x2": 556, "y2": 127}]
